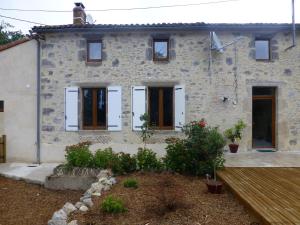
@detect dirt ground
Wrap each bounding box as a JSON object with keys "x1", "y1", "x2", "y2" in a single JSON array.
[
  {"x1": 0, "y1": 176, "x2": 82, "y2": 225},
  {"x1": 70, "y1": 172, "x2": 259, "y2": 225}
]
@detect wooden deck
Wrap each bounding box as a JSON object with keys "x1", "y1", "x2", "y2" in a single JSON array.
[{"x1": 218, "y1": 168, "x2": 300, "y2": 225}]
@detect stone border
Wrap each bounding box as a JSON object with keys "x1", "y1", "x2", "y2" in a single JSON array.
[{"x1": 48, "y1": 169, "x2": 117, "y2": 225}]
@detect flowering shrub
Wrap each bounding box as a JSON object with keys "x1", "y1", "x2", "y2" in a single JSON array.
[{"x1": 164, "y1": 119, "x2": 226, "y2": 176}]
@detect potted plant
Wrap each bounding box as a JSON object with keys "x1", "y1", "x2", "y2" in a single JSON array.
[
  {"x1": 206, "y1": 154, "x2": 225, "y2": 194},
  {"x1": 224, "y1": 120, "x2": 246, "y2": 153}
]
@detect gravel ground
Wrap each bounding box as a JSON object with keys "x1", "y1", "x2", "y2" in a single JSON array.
[
  {"x1": 0, "y1": 176, "x2": 82, "y2": 225},
  {"x1": 70, "y1": 172, "x2": 260, "y2": 225}
]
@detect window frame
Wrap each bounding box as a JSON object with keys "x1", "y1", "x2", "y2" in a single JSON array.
[
  {"x1": 0, "y1": 101, "x2": 3, "y2": 112},
  {"x1": 255, "y1": 39, "x2": 271, "y2": 61},
  {"x1": 147, "y1": 87, "x2": 174, "y2": 130},
  {"x1": 86, "y1": 40, "x2": 102, "y2": 62},
  {"x1": 153, "y1": 39, "x2": 169, "y2": 62},
  {"x1": 82, "y1": 87, "x2": 107, "y2": 130}
]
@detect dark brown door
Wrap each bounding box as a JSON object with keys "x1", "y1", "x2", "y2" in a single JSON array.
[{"x1": 252, "y1": 88, "x2": 276, "y2": 148}]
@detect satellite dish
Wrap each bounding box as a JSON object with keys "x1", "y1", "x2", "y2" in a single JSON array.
[
  {"x1": 86, "y1": 14, "x2": 95, "y2": 24},
  {"x1": 211, "y1": 32, "x2": 224, "y2": 53}
]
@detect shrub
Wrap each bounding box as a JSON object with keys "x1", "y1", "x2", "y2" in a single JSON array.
[
  {"x1": 65, "y1": 141, "x2": 93, "y2": 168},
  {"x1": 136, "y1": 147, "x2": 163, "y2": 171},
  {"x1": 101, "y1": 195, "x2": 127, "y2": 213},
  {"x1": 123, "y1": 178, "x2": 138, "y2": 188},
  {"x1": 164, "y1": 119, "x2": 226, "y2": 176},
  {"x1": 164, "y1": 139, "x2": 190, "y2": 174},
  {"x1": 93, "y1": 148, "x2": 122, "y2": 173},
  {"x1": 118, "y1": 152, "x2": 137, "y2": 174}
]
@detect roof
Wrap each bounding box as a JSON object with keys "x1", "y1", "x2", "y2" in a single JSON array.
[
  {"x1": 0, "y1": 37, "x2": 32, "y2": 52},
  {"x1": 31, "y1": 22, "x2": 300, "y2": 33}
]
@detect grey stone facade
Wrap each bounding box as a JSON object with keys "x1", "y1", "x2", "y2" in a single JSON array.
[{"x1": 39, "y1": 27, "x2": 300, "y2": 162}]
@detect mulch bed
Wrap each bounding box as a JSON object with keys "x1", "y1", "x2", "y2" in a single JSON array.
[
  {"x1": 70, "y1": 172, "x2": 260, "y2": 225},
  {"x1": 0, "y1": 176, "x2": 82, "y2": 225}
]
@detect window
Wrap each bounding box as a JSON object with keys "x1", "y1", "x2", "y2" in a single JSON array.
[
  {"x1": 153, "y1": 39, "x2": 169, "y2": 61},
  {"x1": 82, "y1": 88, "x2": 106, "y2": 129},
  {"x1": 0, "y1": 101, "x2": 3, "y2": 112},
  {"x1": 255, "y1": 39, "x2": 270, "y2": 60},
  {"x1": 148, "y1": 87, "x2": 173, "y2": 129},
  {"x1": 87, "y1": 40, "x2": 102, "y2": 62},
  {"x1": 132, "y1": 85, "x2": 185, "y2": 131},
  {"x1": 65, "y1": 86, "x2": 121, "y2": 131}
]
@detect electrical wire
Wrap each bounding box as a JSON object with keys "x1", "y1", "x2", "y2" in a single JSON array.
[
  {"x1": 0, "y1": 14, "x2": 47, "y2": 25},
  {"x1": 0, "y1": 0, "x2": 242, "y2": 13}
]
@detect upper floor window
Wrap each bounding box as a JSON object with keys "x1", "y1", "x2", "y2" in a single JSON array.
[
  {"x1": 153, "y1": 39, "x2": 169, "y2": 61},
  {"x1": 0, "y1": 101, "x2": 3, "y2": 112},
  {"x1": 255, "y1": 39, "x2": 270, "y2": 60},
  {"x1": 87, "y1": 40, "x2": 102, "y2": 62}
]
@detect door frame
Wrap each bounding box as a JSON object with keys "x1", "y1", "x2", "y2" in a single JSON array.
[{"x1": 252, "y1": 95, "x2": 276, "y2": 148}]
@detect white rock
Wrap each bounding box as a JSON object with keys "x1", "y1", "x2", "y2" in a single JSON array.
[
  {"x1": 90, "y1": 182, "x2": 104, "y2": 193},
  {"x1": 109, "y1": 177, "x2": 117, "y2": 185},
  {"x1": 103, "y1": 185, "x2": 111, "y2": 191},
  {"x1": 79, "y1": 205, "x2": 88, "y2": 212},
  {"x1": 96, "y1": 169, "x2": 111, "y2": 179},
  {"x1": 67, "y1": 220, "x2": 78, "y2": 225},
  {"x1": 92, "y1": 192, "x2": 101, "y2": 196},
  {"x1": 98, "y1": 177, "x2": 107, "y2": 184},
  {"x1": 80, "y1": 194, "x2": 91, "y2": 202},
  {"x1": 62, "y1": 202, "x2": 77, "y2": 215},
  {"x1": 48, "y1": 219, "x2": 67, "y2": 225},
  {"x1": 82, "y1": 198, "x2": 94, "y2": 208},
  {"x1": 52, "y1": 209, "x2": 67, "y2": 221},
  {"x1": 75, "y1": 201, "x2": 84, "y2": 209}
]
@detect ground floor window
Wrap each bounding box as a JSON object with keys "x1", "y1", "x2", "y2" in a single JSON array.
[
  {"x1": 0, "y1": 101, "x2": 3, "y2": 112},
  {"x1": 82, "y1": 88, "x2": 107, "y2": 129},
  {"x1": 148, "y1": 87, "x2": 174, "y2": 130}
]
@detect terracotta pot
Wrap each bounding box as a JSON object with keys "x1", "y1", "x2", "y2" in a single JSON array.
[
  {"x1": 206, "y1": 180, "x2": 223, "y2": 194},
  {"x1": 229, "y1": 143, "x2": 239, "y2": 153}
]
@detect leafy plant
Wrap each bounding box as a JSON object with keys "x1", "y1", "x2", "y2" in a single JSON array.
[
  {"x1": 224, "y1": 120, "x2": 246, "y2": 143},
  {"x1": 123, "y1": 178, "x2": 138, "y2": 188},
  {"x1": 164, "y1": 119, "x2": 226, "y2": 176},
  {"x1": 118, "y1": 152, "x2": 137, "y2": 173},
  {"x1": 65, "y1": 141, "x2": 93, "y2": 168},
  {"x1": 136, "y1": 147, "x2": 163, "y2": 171},
  {"x1": 101, "y1": 195, "x2": 127, "y2": 213},
  {"x1": 139, "y1": 113, "x2": 153, "y2": 148},
  {"x1": 164, "y1": 139, "x2": 190, "y2": 174},
  {"x1": 93, "y1": 148, "x2": 121, "y2": 173}
]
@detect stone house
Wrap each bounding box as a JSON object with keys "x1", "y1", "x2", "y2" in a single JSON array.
[{"x1": 30, "y1": 3, "x2": 300, "y2": 162}]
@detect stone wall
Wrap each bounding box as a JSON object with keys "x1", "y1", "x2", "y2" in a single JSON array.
[{"x1": 40, "y1": 30, "x2": 300, "y2": 162}]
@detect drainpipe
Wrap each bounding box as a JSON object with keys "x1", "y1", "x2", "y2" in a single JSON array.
[
  {"x1": 36, "y1": 38, "x2": 41, "y2": 164},
  {"x1": 292, "y1": 0, "x2": 296, "y2": 47}
]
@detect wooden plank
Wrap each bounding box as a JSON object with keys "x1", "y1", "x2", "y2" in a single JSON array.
[{"x1": 218, "y1": 168, "x2": 300, "y2": 225}]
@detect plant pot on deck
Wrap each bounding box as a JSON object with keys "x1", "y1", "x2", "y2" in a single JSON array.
[
  {"x1": 229, "y1": 143, "x2": 239, "y2": 153},
  {"x1": 206, "y1": 180, "x2": 223, "y2": 194}
]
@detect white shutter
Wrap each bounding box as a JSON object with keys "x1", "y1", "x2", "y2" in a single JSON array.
[
  {"x1": 175, "y1": 85, "x2": 185, "y2": 131},
  {"x1": 65, "y1": 87, "x2": 79, "y2": 131},
  {"x1": 132, "y1": 86, "x2": 146, "y2": 131},
  {"x1": 107, "y1": 86, "x2": 122, "y2": 131}
]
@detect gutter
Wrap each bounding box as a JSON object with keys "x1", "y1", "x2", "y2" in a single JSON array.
[{"x1": 35, "y1": 37, "x2": 41, "y2": 164}]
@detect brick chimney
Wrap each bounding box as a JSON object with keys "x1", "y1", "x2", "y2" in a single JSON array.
[{"x1": 73, "y1": 3, "x2": 86, "y2": 25}]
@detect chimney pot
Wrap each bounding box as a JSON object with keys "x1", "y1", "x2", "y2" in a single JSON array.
[{"x1": 73, "y1": 2, "x2": 86, "y2": 25}]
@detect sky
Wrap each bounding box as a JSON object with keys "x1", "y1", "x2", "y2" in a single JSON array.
[{"x1": 0, "y1": 0, "x2": 299, "y2": 34}]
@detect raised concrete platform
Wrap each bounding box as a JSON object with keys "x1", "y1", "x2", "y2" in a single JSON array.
[
  {"x1": 0, "y1": 163, "x2": 59, "y2": 185},
  {"x1": 225, "y1": 151, "x2": 300, "y2": 167}
]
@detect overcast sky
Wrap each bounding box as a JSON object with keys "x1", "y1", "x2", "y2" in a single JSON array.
[{"x1": 0, "y1": 0, "x2": 299, "y2": 34}]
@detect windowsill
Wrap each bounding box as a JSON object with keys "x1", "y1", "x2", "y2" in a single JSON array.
[{"x1": 85, "y1": 61, "x2": 102, "y2": 66}]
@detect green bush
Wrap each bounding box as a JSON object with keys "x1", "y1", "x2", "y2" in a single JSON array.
[
  {"x1": 164, "y1": 139, "x2": 191, "y2": 174},
  {"x1": 123, "y1": 178, "x2": 138, "y2": 188},
  {"x1": 164, "y1": 120, "x2": 226, "y2": 176},
  {"x1": 101, "y1": 195, "x2": 127, "y2": 213},
  {"x1": 93, "y1": 148, "x2": 122, "y2": 173},
  {"x1": 118, "y1": 152, "x2": 137, "y2": 173},
  {"x1": 65, "y1": 141, "x2": 93, "y2": 167},
  {"x1": 136, "y1": 147, "x2": 163, "y2": 171}
]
